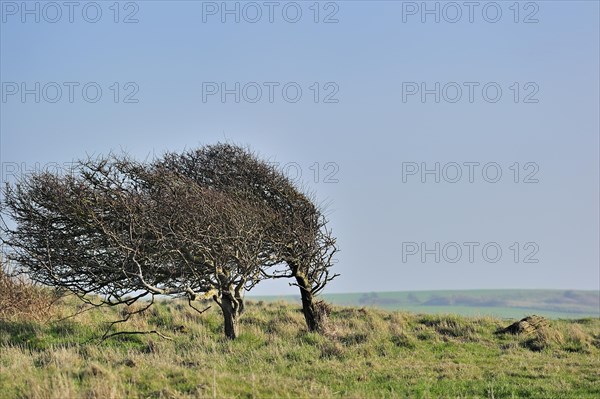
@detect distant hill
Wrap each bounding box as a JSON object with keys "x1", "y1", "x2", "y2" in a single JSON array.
[{"x1": 249, "y1": 289, "x2": 600, "y2": 319}]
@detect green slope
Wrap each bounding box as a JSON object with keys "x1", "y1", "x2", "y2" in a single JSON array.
[
  {"x1": 249, "y1": 289, "x2": 600, "y2": 319},
  {"x1": 1, "y1": 299, "x2": 599, "y2": 398}
]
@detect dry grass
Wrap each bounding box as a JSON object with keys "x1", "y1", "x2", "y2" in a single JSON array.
[
  {"x1": 0, "y1": 260, "x2": 56, "y2": 322},
  {"x1": 0, "y1": 295, "x2": 599, "y2": 398}
]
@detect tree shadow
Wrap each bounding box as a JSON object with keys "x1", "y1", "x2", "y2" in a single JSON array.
[
  {"x1": 0, "y1": 319, "x2": 83, "y2": 350},
  {"x1": 0, "y1": 320, "x2": 40, "y2": 346}
]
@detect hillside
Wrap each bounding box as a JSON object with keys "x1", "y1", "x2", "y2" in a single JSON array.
[
  {"x1": 1, "y1": 297, "x2": 599, "y2": 398},
  {"x1": 251, "y1": 289, "x2": 600, "y2": 319}
]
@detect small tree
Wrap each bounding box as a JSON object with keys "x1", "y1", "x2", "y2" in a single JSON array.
[
  {"x1": 1, "y1": 155, "x2": 275, "y2": 339},
  {"x1": 272, "y1": 204, "x2": 338, "y2": 332},
  {"x1": 149, "y1": 174, "x2": 277, "y2": 339},
  {"x1": 1, "y1": 144, "x2": 339, "y2": 337},
  {"x1": 1, "y1": 159, "x2": 209, "y2": 308},
  {"x1": 160, "y1": 143, "x2": 339, "y2": 332}
]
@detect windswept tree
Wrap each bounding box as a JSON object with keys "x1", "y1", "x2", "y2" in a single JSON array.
[
  {"x1": 159, "y1": 143, "x2": 339, "y2": 332},
  {"x1": 270, "y1": 201, "x2": 338, "y2": 332},
  {"x1": 1, "y1": 158, "x2": 211, "y2": 312},
  {"x1": 1, "y1": 155, "x2": 276, "y2": 338},
  {"x1": 149, "y1": 173, "x2": 278, "y2": 338},
  {"x1": 1, "y1": 144, "x2": 339, "y2": 337}
]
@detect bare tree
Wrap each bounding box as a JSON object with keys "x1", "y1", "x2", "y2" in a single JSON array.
[
  {"x1": 1, "y1": 144, "x2": 339, "y2": 337},
  {"x1": 0, "y1": 155, "x2": 273, "y2": 338},
  {"x1": 159, "y1": 143, "x2": 339, "y2": 332},
  {"x1": 270, "y1": 205, "x2": 338, "y2": 332},
  {"x1": 149, "y1": 170, "x2": 278, "y2": 338},
  {"x1": 1, "y1": 158, "x2": 208, "y2": 308}
]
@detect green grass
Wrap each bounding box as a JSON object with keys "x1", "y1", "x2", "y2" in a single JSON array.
[
  {"x1": 250, "y1": 289, "x2": 600, "y2": 319},
  {"x1": 1, "y1": 296, "x2": 599, "y2": 398}
]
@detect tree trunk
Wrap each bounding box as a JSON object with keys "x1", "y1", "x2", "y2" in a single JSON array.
[
  {"x1": 296, "y1": 274, "x2": 320, "y2": 332},
  {"x1": 217, "y1": 293, "x2": 240, "y2": 339},
  {"x1": 234, "y1": 283, "x2": 245, "y2": 315}
]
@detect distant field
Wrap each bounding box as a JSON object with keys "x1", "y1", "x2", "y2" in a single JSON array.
[{"x1": 249, "y1": 289, "x2": 600, "y2": 319}]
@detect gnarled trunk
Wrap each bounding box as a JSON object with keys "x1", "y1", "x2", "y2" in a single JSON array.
[
  {"x1": 295, "y1": 274, "x2": 320, "y2": 332},
  {"x1": 215, "y1": 292, "x2": 242, "y2": 339},
  {"x1": 234, "y1": 281, "x2": 246, "y2": 315}
]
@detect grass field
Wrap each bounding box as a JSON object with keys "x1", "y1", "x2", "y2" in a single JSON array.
[
  {"x1": 250, "y1": 289, "x2": 600, "y2": 319},
  {"x1": 1, "y1": 295, "x2": 599, "y2": 398}
]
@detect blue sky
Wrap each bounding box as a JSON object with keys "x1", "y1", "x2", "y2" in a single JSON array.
[{"x1": 1, "y1": 1, "x2": 598, "y2": 295}]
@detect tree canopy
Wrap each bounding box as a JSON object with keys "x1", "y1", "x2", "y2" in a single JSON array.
[{"x1": 1, "y1": 144, "x2": 338, "y2": 338}]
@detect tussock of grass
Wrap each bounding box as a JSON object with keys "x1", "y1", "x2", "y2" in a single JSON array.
[
  {"x1": 0, "y1": 295, "x2": 599, "y2": 398},
  {"x1": 521, "y1": 326, "x2": 565, "y2": 352},
  {"x1": 418, "y1": 314, "x2": 480, "y2": 341}
]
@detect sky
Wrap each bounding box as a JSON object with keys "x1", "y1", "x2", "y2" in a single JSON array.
[{"x1": 0, "y1": 0, "x2": 598, "y2": 295}]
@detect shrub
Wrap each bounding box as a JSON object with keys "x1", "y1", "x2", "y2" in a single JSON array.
[{"x1": 0, "y1": 259, "x2": 55, "y2": 322}]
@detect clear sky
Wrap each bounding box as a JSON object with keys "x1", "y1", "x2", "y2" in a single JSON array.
[{"x1": 1, "y1": 1, "x2": 598, "y2": 295}]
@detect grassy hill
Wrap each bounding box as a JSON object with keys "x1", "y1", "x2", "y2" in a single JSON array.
[
  {"x1": 250, "y1": 289, "x2": 600, "y2": 319},
  {"x1": 1, "y1": 296, "x2": 599, "y2": 398}
]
